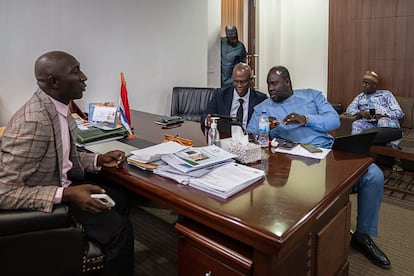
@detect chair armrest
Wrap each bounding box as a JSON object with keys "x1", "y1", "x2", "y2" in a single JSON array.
[
  {"x1": 337, "y1": 114, "x2": 357, "y2": 137},
  {"x1": 0, "y1": 204, "x2": 71, "y2": 235}
]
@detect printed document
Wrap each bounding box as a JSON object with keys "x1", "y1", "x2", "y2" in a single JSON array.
[
  {"x1": 161, "y1": 145, "x2": 237, "y2": 173},
  {"x1": 129, "y1": 141, "x2": 189, "y2": 163},
  {"x1": 154, "y1": 163, "x2": 264, "y2": 199}
]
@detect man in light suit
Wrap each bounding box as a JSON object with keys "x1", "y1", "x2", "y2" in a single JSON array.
[
  {"x1": 0, "y1": 51, "x2": 133, "y2": 275},
  {"x1": 202, "y1": 62, "x2": 267, "y2": 132}
]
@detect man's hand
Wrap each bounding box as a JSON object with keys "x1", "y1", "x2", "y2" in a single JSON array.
[
  {"x1": 283, "y1": 113, "x2": 306, "y2": 125},
  {"x1": 359, "y1": 110, "x2": 372, "y2": 119},
  {"x1": 269, "y1": 116, "x2": 280, "y2": 129},
  {"x1": 97, "y1": 150, "x2": 125, "y2": 168},
  {"x1": 62, "y1": 184, "x2": 110, "y2": 213}
]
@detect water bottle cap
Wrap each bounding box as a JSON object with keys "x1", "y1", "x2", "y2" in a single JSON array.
[{"x1": 261, "y1": 111, "x2": 267, "y2": 115}]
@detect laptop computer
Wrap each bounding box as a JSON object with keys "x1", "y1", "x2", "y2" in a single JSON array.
[{"x1": 332, "y1": 131, "x2": 378, "y2": 155}]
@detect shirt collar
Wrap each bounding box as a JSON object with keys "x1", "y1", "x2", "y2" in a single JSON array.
[
  {"x1": 233, "y1": 88, "x2": 251, "y2": 101},
  {"x1": 48, "y1": 95, "x2": 69, "y2": 118}
]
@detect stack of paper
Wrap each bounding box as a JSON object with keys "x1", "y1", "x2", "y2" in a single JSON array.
[
  {"x1": 128, "y1": 141, "x2": 189, "y2": 163},
  {"x1": 154, "y1": 162, "x2": 264, "y2": 199}
]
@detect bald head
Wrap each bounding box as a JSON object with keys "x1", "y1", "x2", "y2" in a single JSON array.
[
  {"x1": 267, "y1": 65, "x2": 293, "y2": 102},
  {"x1": 232, "y1": 62, "x2": 252, "y2": 97},
  {"x1": 35, "y1": 51, "x2": 72, "y2": 83},
  {"x1": 34, "y1": 51, "x2": 87, "y2": 104},
  {"x1": 233, "y1": 62, "x2": 251, "y2": 77}
]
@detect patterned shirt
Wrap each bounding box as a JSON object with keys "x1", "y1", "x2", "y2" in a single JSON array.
[{"x1": 346, "y1": 90, "x2": 404, "y2": 120}]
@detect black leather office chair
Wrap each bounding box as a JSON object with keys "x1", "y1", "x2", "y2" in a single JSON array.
[
  {"x1": 0, "y1": 204, "x2": 104, "y2": 276},
  {"x1": 170, "y1": 87, "x2": 216, "y2": 122}
]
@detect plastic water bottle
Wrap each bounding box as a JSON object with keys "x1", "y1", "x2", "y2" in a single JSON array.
[
  {"x1": 208, "y1": 117, "x2": 220, "y2": 146},
  {"x1": 258, "y1": 111, "x2": 269, "y2": 147}
]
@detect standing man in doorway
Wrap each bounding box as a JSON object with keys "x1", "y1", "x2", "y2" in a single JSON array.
[{"x1": 221, "y1": 25, "x2": 247, "y2": 87}]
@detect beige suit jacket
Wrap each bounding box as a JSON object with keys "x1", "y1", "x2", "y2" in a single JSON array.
[{"x1": 0, "y1": 90, "x2": 97, "y2": 212}]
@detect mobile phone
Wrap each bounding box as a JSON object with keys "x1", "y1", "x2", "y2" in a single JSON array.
[
  {"x1": 301, "y1": 143, "x2": 323, "y2": 153},
  {"x1": 279, "y1": 141, "x2": 298, "y2": 150},
  {"x1": 91, "y1": 194, "x2": 116, "y2": 207}
]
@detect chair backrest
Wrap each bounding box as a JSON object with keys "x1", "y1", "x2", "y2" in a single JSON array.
[
  {"x1": 397, "y1": 96, "x2": 414, "y2": 129},
  {"x1": 171, "y1": 87, "x2": 216, "y2": 122}
]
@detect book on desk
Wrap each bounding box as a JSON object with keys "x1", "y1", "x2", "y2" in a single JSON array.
[{"x1": 76, "y1": 125, "x2": 128, "y2": 146}]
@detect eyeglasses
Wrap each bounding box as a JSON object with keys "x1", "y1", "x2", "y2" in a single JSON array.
[{"x1": 233, "y1": 79, "x2": 250, "y2": 85}]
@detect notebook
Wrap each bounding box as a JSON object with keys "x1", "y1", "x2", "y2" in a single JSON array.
[
  {"x1": 332, "y1": 132, "x2": 377, "y2": 155},
  {"x1": 85, "y1": 140, "x2": 139, "y2": 155}
]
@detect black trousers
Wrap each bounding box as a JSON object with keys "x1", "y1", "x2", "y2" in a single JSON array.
[{"x1": 70, "y1": 176, "x2": 134, "y2": 276}]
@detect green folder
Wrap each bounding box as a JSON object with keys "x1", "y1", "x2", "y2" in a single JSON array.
[{"x1": 76, "y1": 126, "x2": 128, "y2": 144}]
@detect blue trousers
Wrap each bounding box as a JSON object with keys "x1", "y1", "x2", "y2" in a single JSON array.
[{"x1": 352, "y1": 163, "x2": 384, "y2": 237}]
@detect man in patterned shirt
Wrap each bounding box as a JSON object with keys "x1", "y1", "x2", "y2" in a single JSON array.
[{"x1": 345, "y1": 71, "x2": 404, "y2": 135}]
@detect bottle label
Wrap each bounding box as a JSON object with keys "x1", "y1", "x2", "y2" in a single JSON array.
[{"x1": 259, "y1": 122, "x2": 269, "y2": 132}]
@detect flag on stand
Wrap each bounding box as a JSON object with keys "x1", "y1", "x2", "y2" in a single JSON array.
[{"x1": 119, "y1": 72, "x2": 134, "y2": 137}]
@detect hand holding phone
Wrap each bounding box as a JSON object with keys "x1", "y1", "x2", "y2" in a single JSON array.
[{"x1": 91, "y1": 194, "x2": 115, "y2": 207}]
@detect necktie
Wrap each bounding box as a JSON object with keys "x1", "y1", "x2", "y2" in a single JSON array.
[{"x1": 236, "y1": 98, "x2": 244, "y2": 125}]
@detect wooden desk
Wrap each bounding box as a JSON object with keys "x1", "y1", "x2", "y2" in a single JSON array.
[
  {"x1": 130, "y1": 110, "x2": 207, "y2": 146},
  {"x1": 102, "y1": 110, "x2": 372, "y2": 275}
]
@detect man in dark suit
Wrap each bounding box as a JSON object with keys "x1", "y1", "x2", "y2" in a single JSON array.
[{"x1": 202, "y1": 62, "x2": 267, "y2": 132}]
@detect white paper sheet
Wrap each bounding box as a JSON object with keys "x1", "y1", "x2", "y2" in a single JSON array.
[{"x1": 274, "y1": 144, "x2": 331, "y2": 159}]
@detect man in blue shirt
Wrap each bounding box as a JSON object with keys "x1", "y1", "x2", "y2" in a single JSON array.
[{"x1": 247, "y1": 65, "x2": 391, "y2": 269}]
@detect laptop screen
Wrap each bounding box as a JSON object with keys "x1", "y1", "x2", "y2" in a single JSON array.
[{"x1": 332, "y1": 132, "x2": 377, "y2": 155}]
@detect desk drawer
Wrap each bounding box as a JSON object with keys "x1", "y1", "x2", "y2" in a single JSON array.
[{"x1": 175, "y1": 219, "x2": 253, "y2": 276}]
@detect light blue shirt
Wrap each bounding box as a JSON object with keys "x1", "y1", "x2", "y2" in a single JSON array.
[{"x1": 247, "y1": 89, "x2": 340, "y2": 148}]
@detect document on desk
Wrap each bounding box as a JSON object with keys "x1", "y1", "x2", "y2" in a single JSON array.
[
  {"x1": 274, "y1": 145, "x2": 331, "y2": 159},
  {"x1": 129, "y1": 141, "x2": 189, "y2": 163},
  {"x1": 85, "y1": 140, "x2": 139, "y2": 155},
  {"x1": 161, "y1": 145, "x2": 237, "y2": 173},
  {"x1": 154, "y1": 162, "x2": 264, "y2": 199}
]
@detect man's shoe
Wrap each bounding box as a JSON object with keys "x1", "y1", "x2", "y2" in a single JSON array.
[{"x1": 351, "y1": 231, "x2": 391, "y2": 269}]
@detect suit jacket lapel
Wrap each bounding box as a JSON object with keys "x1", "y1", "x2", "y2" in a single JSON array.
[
  {"x1": 36, "y1": 90, "x2": 64, "y2": 182},
  {"x1": 247, "y1": 88, "x2": 256, "y2": 122}
]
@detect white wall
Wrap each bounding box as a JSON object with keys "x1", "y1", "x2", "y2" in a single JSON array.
[
  {"x1": 0, "y1": 0, "x2": 211, "y2": 124},
  {"x1": 0, "y1": 0, "x2": 329, "y2": 124},
  {"x1": 256, "y1": 0, "x2": 329, "y2": 95},
  {"x1": 207, "y1": 0, "x2": 221, "y2": 87}
]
